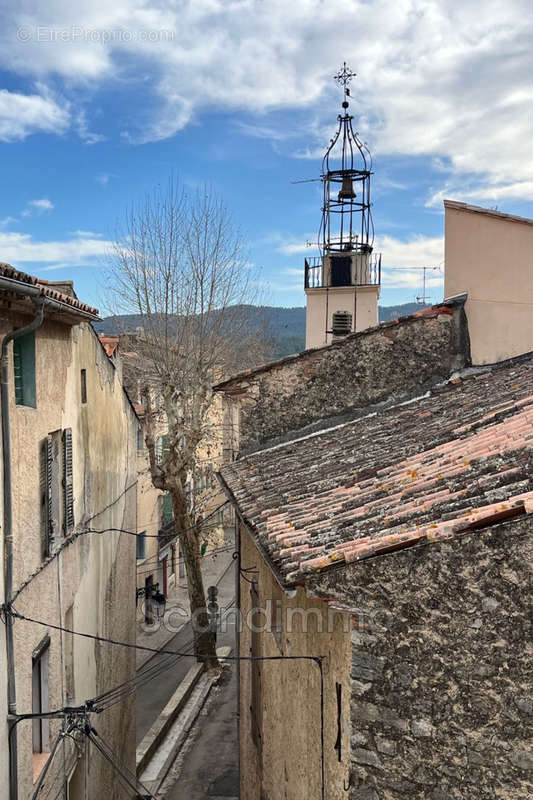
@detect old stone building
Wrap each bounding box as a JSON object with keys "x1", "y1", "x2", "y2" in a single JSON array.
[
  {"x1": 0, "y1": 265, "x2": 138, "y2": 800},
  {"x1": 216, "y1": 300, "x2": 532, "y2": 799}
]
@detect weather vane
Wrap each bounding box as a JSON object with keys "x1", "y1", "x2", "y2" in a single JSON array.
[{"x1": 334, "y1": 62, "x2": 356, "y2": 109}]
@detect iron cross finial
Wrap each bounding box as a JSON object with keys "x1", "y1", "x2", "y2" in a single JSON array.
[{"x1": 334, "y1": 62, "x2": 356, "y2": 88}]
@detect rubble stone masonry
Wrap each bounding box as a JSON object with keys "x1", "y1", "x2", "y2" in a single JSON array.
[
  {"x1": 310, "y1": 518, "x2": 533, "y2": 799},
  {"x1": 217, "y1": 304, "x2": 469, "y2": 453}
]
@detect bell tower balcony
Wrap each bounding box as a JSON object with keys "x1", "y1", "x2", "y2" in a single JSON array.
[{"x1": 304, "y1": 251, "x2": 381, "y2": 289}]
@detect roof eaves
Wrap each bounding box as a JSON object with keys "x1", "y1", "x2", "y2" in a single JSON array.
[
  {"x1": 0, "y1": 262, "x2": 99, "y2": 319},
  {"x1": 444, "y1": 199, "x2": 533, "y2": 228}
]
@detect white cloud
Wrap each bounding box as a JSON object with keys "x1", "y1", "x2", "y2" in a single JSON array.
[
  {"x1": 29, "y1": 198, "x2": 54, "y2": 212},
  {"x1": 378, "y1": 233, "x2": 444, "y2": 290},
  {"x1": 0, "y1": 229, "x2": 111, "y2": 269},
  {"x1": 75, "y1": 109, "x2": 105, "y2": 145},
  {"x1": 1, "y1": 0, "x2": 532, "y2": 203},
  {"x1": 95, "y1": 172, "x2": 115, "y2": 185},
  {"x1": 0, "y1": 88, "x2": 69, "y2": 141}
]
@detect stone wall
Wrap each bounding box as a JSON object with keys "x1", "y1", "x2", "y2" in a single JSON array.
[
  {"x1": 309, "y1": 518, "x2": 533, "y2": 800},
  {"x1": 216, "y1": 304, "x2": 469, "y2": 453}
]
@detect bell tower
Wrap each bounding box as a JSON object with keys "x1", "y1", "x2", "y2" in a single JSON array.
[{"x1": 304, "y1": 64, "x2": 381, "y2": 349}]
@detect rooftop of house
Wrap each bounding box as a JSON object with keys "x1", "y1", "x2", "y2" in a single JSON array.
[
  {"x1": 98, "y1": 334, "x2": 119, "y2": 357},
  {"x1": 0, "y1": 262, "x2": 99, "y2": 318},
  {"x1": 444, "y1": 198, "x2": 533, "y2": 228},
  {"x1": 219, "y1": 351, "x2": 533, "y2": 587}
]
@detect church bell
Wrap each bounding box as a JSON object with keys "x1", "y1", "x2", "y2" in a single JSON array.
[{"x1": 338, "y1": 173, "x2": 356, "y2": 201}]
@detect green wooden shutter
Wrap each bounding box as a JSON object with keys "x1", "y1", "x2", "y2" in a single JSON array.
[
  {"x1": 62, "y1": 428, "x2": 74, "y2": 534},
  {"x1": 162, "y1": 493, "x2": 173, "y2": 527},
  {"x1": 41, "y1": 436, "x2": 53, "y2": 556},
  {"x1": 13, "y1": 332, "x2": 36, "y2": 407}
]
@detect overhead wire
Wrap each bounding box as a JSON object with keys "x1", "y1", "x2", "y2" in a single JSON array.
[
  {"x1": 84, "y1": 724, "x2": 154, "y2": 799},
  {"x1": 11, "y1": 500, "x2": 230, "y2": 603}
]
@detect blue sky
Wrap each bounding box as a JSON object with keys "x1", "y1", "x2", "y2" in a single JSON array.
[{"x1": 1, "y1": 0, "x2": 532, "y2": 313}]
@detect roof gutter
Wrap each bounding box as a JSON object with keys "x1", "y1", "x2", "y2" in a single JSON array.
[
  {"x1": 0, "y1": 275, "x2": 98, "y2": 320},
  {"x1": 1, "y1": 295, "x2": 46, "y2": 800}
]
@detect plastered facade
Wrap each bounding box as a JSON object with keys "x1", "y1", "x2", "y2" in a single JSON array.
[
  {"x1": 444, "y1": 200, "x2": 533, "y2": 365},
  {"x1": 0, "y1": 309, "x2": 137, "y2": 800},
  {"x1": 239, "y1": 524, "x2": 351, "y2": 800},
  {"x1": 305, "y1": 285, "x2": 379, "y2": 349}
]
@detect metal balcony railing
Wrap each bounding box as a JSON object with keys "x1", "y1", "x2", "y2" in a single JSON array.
[{"x1": 304, "y1": 253, "x2": 381, "y2": 289}]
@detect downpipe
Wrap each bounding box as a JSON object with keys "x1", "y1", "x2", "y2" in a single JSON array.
[{"x1": 2, "y1": 297, "x2": 46, "y2": 800}]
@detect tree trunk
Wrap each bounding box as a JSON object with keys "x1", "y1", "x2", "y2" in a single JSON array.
[{"x1": 168, "y1": 484, "x2": 219, "y2": 670}]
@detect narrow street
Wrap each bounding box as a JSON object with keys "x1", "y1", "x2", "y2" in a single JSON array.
[
  {"x1": 165, "y1": 661, "x2": 238, "y2": 799},
  {"x1": 136, "y1": 556, "x2": 238, "y2": 797},
  {"x1": 136, "y1": 552, "x2": 236, "y2": 742}
]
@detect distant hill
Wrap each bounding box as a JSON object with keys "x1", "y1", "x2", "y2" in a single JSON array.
[{"x1": 94, "y1": 302, "x2": 430, "y2": 360}]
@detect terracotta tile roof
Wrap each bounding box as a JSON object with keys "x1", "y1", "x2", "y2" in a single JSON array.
[
  {"x1": 0, "y1": 262, "x2": 99, "y2": 318},
  {"x1": 214, "y1": 301, "x2": 457, "y2": 391},
  {"x1": 98, "y1": 335, "x2": 119, "y2": 357},
  {"x1": 220, "y1": 354, "x2": 533, "y2": 586}
]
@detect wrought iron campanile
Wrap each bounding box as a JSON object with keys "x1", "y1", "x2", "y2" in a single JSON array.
[
  {"x1": 320, "y1": 63, "x2": 373, "y2": 258},
  {"x1": 304, "y1": 64, "x2": 381, "y2": 348}
]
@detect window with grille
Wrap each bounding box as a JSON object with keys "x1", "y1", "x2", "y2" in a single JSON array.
[{"x1": 13, "y1": 330, "x2": 36, "y2": 407}]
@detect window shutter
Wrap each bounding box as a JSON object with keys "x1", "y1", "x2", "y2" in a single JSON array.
[
  {"x1": 62, "y1": 428, "x2": 74, "y2": 534},
  {"x1": 162, "y1": 493, "x2": 173, "y2": 527},
  {"x1": 41, "y1": 436, "x2": 53, "y2": 557},
  {"x1": 13, "y1": 341, "x2": 23, "y2": 405}
]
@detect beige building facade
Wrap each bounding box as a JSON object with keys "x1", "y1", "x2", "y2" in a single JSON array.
[
  {"x1": 0, "y1": 266, "x2": 137, "y2": 800},
  {"x1": 304, "y1": 253, "x2": 381, "y2": 350},
  {"x1": 237, "y1": 523, "x2": 351, "y2": 800},
  {"x1": 444, "y1": 199, "x2": 533, "y2": 365}
]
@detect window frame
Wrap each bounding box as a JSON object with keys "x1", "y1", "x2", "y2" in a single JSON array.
[{"x1": 80, "y1": 369, "x2": 87, "y2": 404}]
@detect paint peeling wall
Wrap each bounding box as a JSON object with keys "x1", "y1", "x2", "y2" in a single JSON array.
[
  {"x1": 309, "y1": 519, "x2": 533, "y2": 799},
  {"x1": 239, "y1": 524, "x2": 351, "y2": 800},
  {"x1": 0, "y1": 312, "x2": 137, "y2": 800}
]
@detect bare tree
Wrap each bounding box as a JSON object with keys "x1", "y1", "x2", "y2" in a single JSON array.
[{"x1": 108, "y1": 180, "x2": 265, "y2": 667}]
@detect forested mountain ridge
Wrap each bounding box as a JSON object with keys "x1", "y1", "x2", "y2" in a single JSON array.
[{"x1": 94, "y1": 302, "x2": 430, "y2": 359}]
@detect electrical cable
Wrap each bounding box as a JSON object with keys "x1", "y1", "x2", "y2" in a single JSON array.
[
  {"x1": 93, "y1": 636, "x2": 198, "y2": 711},
  {"x1": 84, "y1": 725, "x2": 154, "y2": 799},
  {"x1": 11, "y1": 500, "x2": 230, "y2": 603},
  {"x1": 135, "y1": 544, "x2": 234, "y2": 575},
  {"x1": 5, "y1": 605, "x2": 324, "y2": 664}
]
